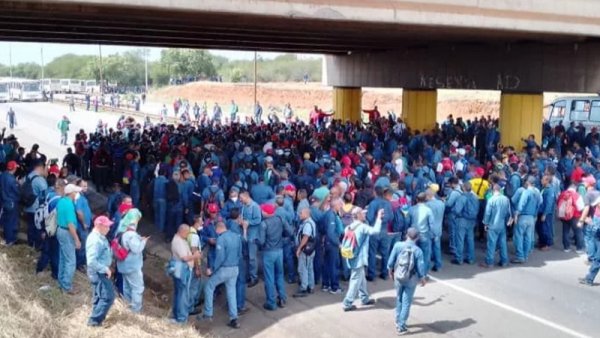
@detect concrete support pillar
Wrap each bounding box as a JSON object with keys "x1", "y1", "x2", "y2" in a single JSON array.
[
  {"x1": 333, "y1": 87, "x2": 362, "y2": 122},
  {"x1": 402, "y1": 89, "x2": 437, "y2": 132},
  {"x1": 499, "y1": 92, "x2": 543, "y2": 150}
]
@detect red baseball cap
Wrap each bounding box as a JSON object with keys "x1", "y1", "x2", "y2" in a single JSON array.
[
  {"x1": 260, "y1": 203, "x2": 276, "y2": 216},
  {"x1": 475, "y1": 167, "x2": 485, "y2": 177},
  {"x1": 284, "y1": 184, "x2": 296, "y2": 192},
  {"x1": 207, "y1": 203, "x2": 219, "y2": 214},
  {"x1": 6, "y1": 161, "x2": 18, "y2": 171}
]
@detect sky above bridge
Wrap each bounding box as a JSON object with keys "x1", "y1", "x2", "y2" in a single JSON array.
[{"x1": 0, "y1": 41, "x2": 301, "y2": 65}]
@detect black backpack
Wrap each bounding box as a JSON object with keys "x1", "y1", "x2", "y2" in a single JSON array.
[
  {"x1": 20, "y1": 175, "x2": 39, "y2": 207},
  {"x1": 166, "y1": 180, "x2": 180, "y2": 203}
]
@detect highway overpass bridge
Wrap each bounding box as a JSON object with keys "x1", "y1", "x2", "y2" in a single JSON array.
[{"x1": 3, "y1": 0, "x2": 600, "y2": 147}]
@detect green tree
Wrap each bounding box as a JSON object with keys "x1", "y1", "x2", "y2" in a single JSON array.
[
  {"x1": 160, "y1": 49, "x2": 217, "y2": 79},
  {"x1": 13, "y1": 62, "x2": 42, "y2": 79},
  {"x1": 45, "y1": 54, "x2": 94, "y2": 79}
]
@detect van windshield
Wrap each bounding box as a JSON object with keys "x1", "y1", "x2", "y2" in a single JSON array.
[
  {"x1": 591, "y1": 101, "x2": 600, "y2": 122},
  {"x1": 550, "y1": 101, "x2": 566, "y2": 121},
  {"x1": 570, "y1": 100, "x2": 590, "y2": 121}
]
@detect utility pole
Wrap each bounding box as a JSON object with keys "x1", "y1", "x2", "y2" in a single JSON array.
[
  {"x1": 98, "y1": 44, "x2": 104, "y2": 94},
  {"x1": 40, "y1": 45, "x2": 44, "y2": 81},
  {"x1": 9, "y1": 43, "x2": 12, "y2": 79},
  {"x1": 144, "y1": 48, "x2": 149, "y2": 93},
  {"x1": 253, "y1": 51, "x2": 257, "y2": 110}
]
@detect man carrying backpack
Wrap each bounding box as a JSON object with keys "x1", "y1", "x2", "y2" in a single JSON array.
[
  {"x1": 23, "y1": 160, "x2": 48, "y2": 250},
  {"x1": 481, "y1": 184, "x2": 512, "y2": 268},
  {"x1": 558, "y1": 183, "x2": 585, "y2": 252},
  {"x1": 293, "y1": 207, "x2": 317, "y2": 298},
  {"x1": 452, "y1": 182, "x2": 480, "y2": 265},
  {"x1": 387, "y1": 227, "x2": 426, "y2": 335},
  {"x1": 341, "y1": 207, "x2": 384, "y2": 312},
  {"x1": 512, "y1": 176, "x2": 542, "y2": 264}
]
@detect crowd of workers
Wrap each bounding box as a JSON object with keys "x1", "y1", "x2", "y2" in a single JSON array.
[{"x1": 1, "y1": 108, "x2": 600, "y2": 335}]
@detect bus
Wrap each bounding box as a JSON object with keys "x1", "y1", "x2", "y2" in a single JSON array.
[
  {"x1": 0, "y1": 81, "x2": 9, "y2": 102},
  {"x1": 9, "y1": 79, "x2": 43, "y2": 101},
  {"x1": 42, "y1": 78, "x2": 62, "y2": 93},
  {"x1": 84, "y1": 80, "x2": 100, "y2": 94},
  {"x1": 60, "y1": 79, "x2": 70, "y2": 92},
  {"x1": 547, "y1": 96, "x2": 600, "y2": 132}
]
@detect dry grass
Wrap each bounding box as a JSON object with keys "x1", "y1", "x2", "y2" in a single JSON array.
[{"x1": 0, "y1": 245, "x2": 199, "y2": 338}]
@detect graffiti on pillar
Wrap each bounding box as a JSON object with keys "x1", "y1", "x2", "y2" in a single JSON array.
[
  {"x1": 496, "y1": 74, "x2": 521, "y2": 90},
  {"x1": 419, "y1": 73, "x2": 477, "y2": 89}
]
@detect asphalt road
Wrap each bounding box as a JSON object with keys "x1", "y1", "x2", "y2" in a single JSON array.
[{"x1": 2, "y1": 101, "x2": 599, "y2": 338}]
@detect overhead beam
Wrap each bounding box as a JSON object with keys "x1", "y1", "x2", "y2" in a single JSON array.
[{"x1": 326, "y1": 42, "x2": 600, "y2": 93}]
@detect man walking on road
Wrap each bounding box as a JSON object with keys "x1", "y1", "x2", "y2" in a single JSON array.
[
  {"x1": 69, "y1": 95, "x2": 76, "y2": 112},
  {"x1": 57, "y1": 116, "x2": 71, "y2": 146},
  {"x1": 387, "y1": 227, "x2": 426, "y2": 335},
  {"x1": 6, "y1": 107, "x2": 16, "y2": 130},
  {"x1": 341, "y1": 207, "x2": 383, "y2": 311}
]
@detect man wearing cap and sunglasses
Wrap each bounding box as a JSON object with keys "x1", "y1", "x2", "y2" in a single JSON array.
[{"x1": 85, "y1": 216, "x2": 115, "y2": 327}]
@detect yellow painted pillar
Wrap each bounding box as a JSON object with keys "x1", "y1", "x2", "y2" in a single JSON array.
[
  {"x1": 333, "y1": 87, "x2": 362, "y2": 122},
  {"x1": 402, "y1": 89, "x2": 437, "y2": 132},
  {"x1": 499, "y1": 92, "x2": 543, "y2": 150}
]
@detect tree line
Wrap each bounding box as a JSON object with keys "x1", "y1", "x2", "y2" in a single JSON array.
[{"x1": 0, "y1": 49, "x2": 322, "y2": 87}]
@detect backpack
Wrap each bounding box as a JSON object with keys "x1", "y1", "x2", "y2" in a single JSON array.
[
  {"x1": 204, "y1": 187, "x2": 220, "y2": 214},
  {"x1": 504, "y1": 173, "x2": 520, "y2": 198},
  {"x1": 111, "y1": 228, "x2": 135, "y2": 261},
  {"x1": 298, "y1": 220, "x2": 316, "y2": 255},
  {"x1": 557, "y1": 191, "x2": 576, "y2": 221},
  {"x1": 462, "y1": 194, "x2": 479, "y2": 220},
  {"x1": 340, "y1": 224, "x2": 360, "y2": 259},
  {"x1": 394, "y1": 246, "x2": 415, "y2": 283},
  {"x1": 20, "y1": 175, "x2": 39, "y2": 207},
  {"x1": 34, "y1": 195, "x2": 60, "y2": 234}
]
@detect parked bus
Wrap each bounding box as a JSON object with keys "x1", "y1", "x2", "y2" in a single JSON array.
[
  {"x1": 84, "y1": 80, "x2": 100, "y2": 94},
  {"x1": 547, "y1": 96, "x2": 600, "y2": 132},
  {"x1": 0, "y1": 81, "x2": 9, "y2": 102},
  {"x1": 42, "y1": 78, "x2": 62, "y2": 93},
  {"x1": 9, "y1": 79, "x2": 43, "y2": 101}
]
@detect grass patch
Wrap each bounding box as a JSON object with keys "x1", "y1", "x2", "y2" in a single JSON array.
[{"x1": 0, "y1": 245, "x2": 199, "y2": 338}]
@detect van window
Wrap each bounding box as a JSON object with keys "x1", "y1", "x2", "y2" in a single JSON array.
[
  {"x1": 590, "y1": 101, "x2": 600, "y2": 122},
  {"x1": 550, "y1": 100, "x2": 566, "y2": 121},
  {"x1": 570, "y1": 100, "x2": 590, "y2": 121}
]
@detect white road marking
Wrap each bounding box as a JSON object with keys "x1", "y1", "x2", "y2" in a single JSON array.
[{"x1": 429, "y1": 276, "x2": 592, "y2": 338}]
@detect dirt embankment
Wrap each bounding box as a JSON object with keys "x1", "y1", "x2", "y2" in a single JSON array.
[
  {"x1": 150, "y1": 82, "x2": 502, "y2": 121},
  {"x1": 0, "y1": 245, "x2": 197, "y2": 338}
]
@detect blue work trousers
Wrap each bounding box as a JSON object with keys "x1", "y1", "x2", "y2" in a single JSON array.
[
  {"x1": 485, "y1": 228, "x2": 508, "y2": 266},
  {"x1": 394, "y1": 281, "x2": 417, "y2": 330},
  {"x1": 455, "y1": 219, "x2": 475, "y2": 264},
  {"x1": 57, "y1": 227, "x2": 76, "y2": 292},
  {"x1": 203, "y1": 266, "x2": 238, "y2": 320},
  {"x1": 514, "y1": 215, "x2": 535, "y2": 262},
  {"x1": 88, "y1": 273, "x2": 115, "y2": 326},
  {"x1": 262, "y1": 249, "x2": 286, "y2": 308},
  {"x1": 367, "y1": 233, "x2": 391, "y2": 279},
  {"x1": 323, "y1": 244, "x2": 340, "y2": 291}
]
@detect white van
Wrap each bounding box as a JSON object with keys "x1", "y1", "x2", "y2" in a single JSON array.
[{"x1": 547, "y1": 96, "x2": 600, "y2": 131}]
